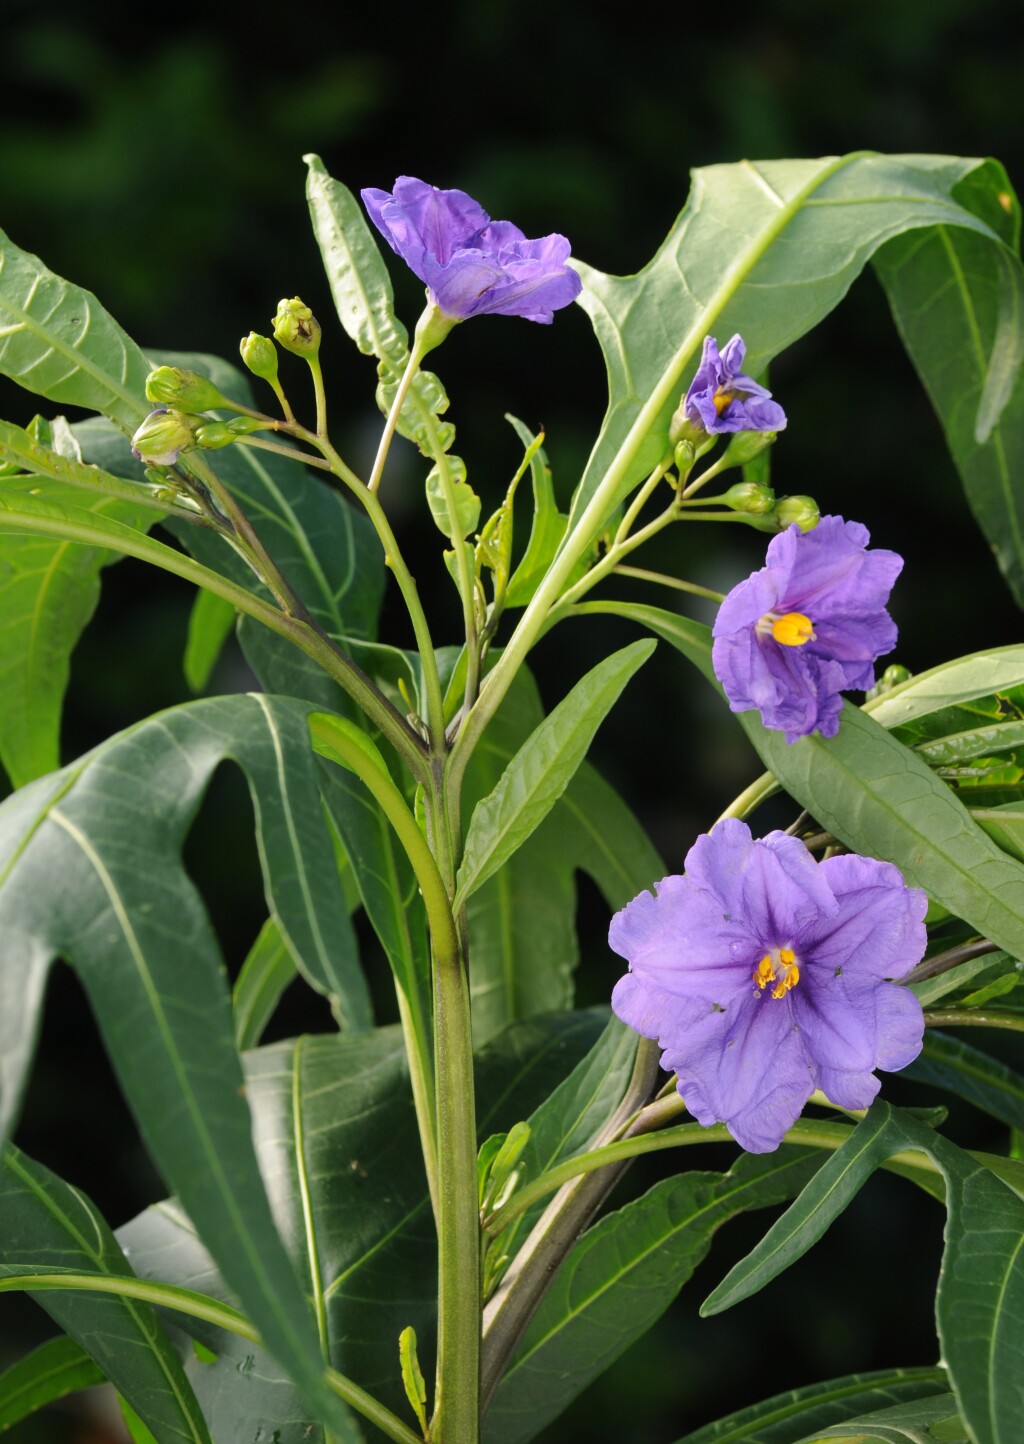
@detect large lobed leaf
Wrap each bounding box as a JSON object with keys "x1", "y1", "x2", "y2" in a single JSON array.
[
  {"x1": 0, "y1": 694, "x2": 371, "y2": 1432},
  {"x1": 569, "y1": 153, "x2": 1022, "y2": 547}
]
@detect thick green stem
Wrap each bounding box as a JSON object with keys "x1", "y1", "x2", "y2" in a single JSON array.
[
  {"x1": 0, "y1": 1274, "x2": 421, "y2": 1444},
  {"x1": 430, "y1": 926, "x2": 480, "y2": 1443}
]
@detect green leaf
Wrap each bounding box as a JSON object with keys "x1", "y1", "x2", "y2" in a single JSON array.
[
  {"x1": 184, "y1": 588, "x2": 237, "y2": 693},
  {"x1": 233, "y1": 917, "x2": 299, "y2": 1052},
  {"x1": 874, "y1": 173, "x2": 1024, "y2": 604},
  {"x1": 0, "y1": 1336, "x2": 104, "y2": 1431},
  {"x1": 462, "y1": 666, "x2": 664, "y2": 1041},
  {"x1": 398, "y1": 1327, "x2": 428, "y2": 1438},
  {"x1": 0, "y1": 694, "x2": 371, "y2": 1433},
  {"x1": 0, "y1": 416, "x2": 166, "y2": 787},
  {"x1": 484, "y1": 1148, "x2": 825, "y2": 1444},
  {"x1": 504, "y1": 416, "x2": 569, "y2": 608},
  {"x1": 569, "y1": 154, "x2": 1019, "y2": 542},
  {"x1": 426, "y1": 454, "x2": 480, "y2": 539},
  {"x1": 673, "y1": 1367, "x2": 950, "y2": 1444},
  {"x1": 303, "y1": 154, "x2": 457, "y2": 460},
  {"x1": 114, "y1": 1016, "x2": 602, "y2": 1440},
  {"x1": 902, "y1": 1031, "x2": 1024, "y2": 1130},
  {"x1": 590, "y1": 603, "x2": 1024, "y2": 961},
  {"x1": 119, "y1": 1397, "x2": 161, "y2": 1444},
  {"x1": 0, "y1": 1146, "x2": 212, "y2": 1443},
  {"x1": 790, "y1": 1392, "x2": 966, "y2": 1442},
  {"x1": 0, "y1": 226, "x2": 151, "y2": 429},
  {"x1": 702, "y1": 1102, "x2": 1024, "y2": 1444},
  {"x1": 867, "y1": 645, "x2": 1024, "y2": 734},
  {"x1": 492, "y1": 1018, "x2": 640, "y2": 1262},
  {"x1": 456, "y1": 639, "x2": 655, "y2": 907}
]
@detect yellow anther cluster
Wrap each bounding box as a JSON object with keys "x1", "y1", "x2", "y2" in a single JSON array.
[
  {"x1": 770, "y1": 612, "x2": 815, "y2": 647},
  {"x1": 753, "y1": 947, "x2": 800, "y2": 999}
]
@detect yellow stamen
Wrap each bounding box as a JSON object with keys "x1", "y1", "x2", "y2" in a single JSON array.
[
  {"x1": 754, "y1": 955, "x2": 776, "y2": 990},
  {"x1": 712, "y1": 386, "x2": 737, "y2": 416},
  {"x1": 754, "y1": 947, "x2": 800, "y2": 998},
  {"x1": 770, "y1": 612, "x2": 815, "y2": 647}
]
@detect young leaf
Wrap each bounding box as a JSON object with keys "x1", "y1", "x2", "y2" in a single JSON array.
[
  {"x1": 484, "y1": 1149, "x2": 825, "y2": 1444},
  {"x1": 504, "y1": 416, "x2": 569, "y2": 608},
  {"x1": 569, "y1": 153, "x2": 1021, "y2": 546},
  {"x1": 0, "y1": 1146, "x2": 212, "y2": 1444},
  {"x1": 0, "y1": 226, "x2": 151, "y2": 429},
  {"x1": 0, "y1": 1336, "x2": 104, "y2": 1432},
  {"x1": 701, "y1": 1102, "x2": 1024, "y2": 1444},
  {"x1": 455, "y1": 639, "x2": 656, "y2": 907},
  {"x1": 233, "y1": 917, "x2": 299, "y2": 1052},
  {"x1": 184, "y1": 588, "x2": 237, "y2": 693},
  {"x1": 398, "y1": 1327, "x2": 429, "y2": 1437},
  {"x1": 672, "y1": 1366, "x2": 949, "y2": 1444},
  {"x1": 304, "y1": 154, "x2": 457, "y2": 460},
  {"x1": 902, "y1": 1030, "x2": 1024, "y2": 1131},
  {"x1": 787, "y1": 1392, "x2": 966, "y2": 1442}
]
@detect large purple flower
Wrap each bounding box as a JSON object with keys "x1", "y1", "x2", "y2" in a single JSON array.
[
  {"x1": 684, "y1": 334, "x2": 787, "y2": 434},
  {"x1": 610, "y1": 820, "x2": 927, "y2": 1153},
  {"x1": 361, "y1": 176, "x2": 582, "y2": 323},
  {"x1": 712, "y1": 515, "x2": 903, "y2": 743}
]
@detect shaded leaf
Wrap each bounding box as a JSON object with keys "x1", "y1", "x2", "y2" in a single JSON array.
[
  {"x1": 673, "y1": 1367, "x2": 949, "y2": 1444},
  {"x1": 233, "y1": 917, "x2": 300, "y2": 1052},
  {"x1": 903, "y1": 1031, "x2": 1024, "y2": 1130},
  {"x1": 702, "y1": 1102, "x2": 1024, "y2": 1444},
  {"x1": 0, "y1": 1146, "x2": 211, "y2": 1443},
  {"x1": 184, "y1": 589, "x2": 237, "y2": 693},
  {"x1": 485, "y1": 1149, "x2": 825, "y2": 1444},
  {"x1": 0, "y1": 1336, "x2": 104, "y2": 1432}
]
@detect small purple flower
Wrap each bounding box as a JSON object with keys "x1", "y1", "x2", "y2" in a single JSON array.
[
  {"x1": 610, "y1": 820, "x2": 927, "y2": 1153},
  {"x1": 684, "y1": 334, "x2": 786, "y2": 434},
  {"x1": 712, "y1": 515, "x2": 903, "y2": 743},
  {"x1": 361, "y1": 177, "x2": 582, "y2": 323}
]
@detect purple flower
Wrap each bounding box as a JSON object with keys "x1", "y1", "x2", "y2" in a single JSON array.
[
  {"x1": 684, "y1": 334, "x2": 786, "y2": 434},
  {"x1": 361, "y1": 177, "x2": 582, "y2": 323},
  {"x1": 610, "y1": 820, "x2": 927, "y2": 1153},
  {"x1": 712, "y1": 515, "x2": 903, "y2": 743}
]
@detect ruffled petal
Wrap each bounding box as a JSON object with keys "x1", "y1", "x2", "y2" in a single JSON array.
[{"x1": 801, "y1": 854, "x2": 928, "y2": 981}]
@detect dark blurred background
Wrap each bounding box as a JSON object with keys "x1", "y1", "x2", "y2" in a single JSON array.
[{"x1": 1, "y1": 0, "x2": 1022, "y2": 1438}]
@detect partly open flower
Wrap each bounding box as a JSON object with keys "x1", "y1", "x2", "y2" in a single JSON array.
[
  {"x1": 684, "y1": 334, "x2": 787, "y2": 434},
  {"x1": 361, "y1": 176, "x2": 582, "y2": 323},
  {"x1": 131, "y1": 408, "x2": 194, "y2": 467},
  {"x1": 712, "y1": 515, "x2": 902, "y2": 742},
  {"x1": 610, "y1": 819, "x2": 927, "y2": 1153}
]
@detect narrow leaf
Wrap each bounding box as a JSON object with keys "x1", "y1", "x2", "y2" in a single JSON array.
[
  {"x1": 701, "y1": 1102, "x2": 1024, "y2": 1444},
  {"x1": 903, "y1": 1031, "x2": 1024, "y2": 1130},
  {"x1": 673, "y1": 1367, "x2": 949, "y2": 1444},
  {"x1": 0, "y1": 1336, "x2": 104, "y2": 1431},
  {"x1": 184, "y1": 589, "x2": 237, "y2": 693},
  {"x1": 0, "y1": 1146, "x2": 212, "y2": 1444},
  {"x1": 233, "y1": 917, "x2": 299, "y2": 1052},
  {"x1": 485, "y1": 1149, "x2": 824, "y2": 1444},
  {"x1": 456, "y1": 639, "x2": 655, "y2": 907}
]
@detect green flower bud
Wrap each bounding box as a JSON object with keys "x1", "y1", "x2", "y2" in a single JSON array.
[
  {"x1": 866, "y1": 663, "x2": 914, "y2": 701},
  {"x1": 240, "y1": 332, "x2": 279, "y2": 382},
  {"x1": 668, "y1": 401, "x2": 716, "y2": 459},
  {"x1": 720, "y1": 481, "x2": 776, "y2": 515},
  {"x1": 145, "y1": 366, "x2": 229, "y2": 413},
  {"x1": 673, "y1": 439, "x2": 696, "y2": 476},
  {"x1": 131, "y1": 408, "x2": 195, "y2": 466},
  {"x1": 719, "y1": 428, "x2": 777, "y2": 469},
  {"x1": 194, "y1": 416, "x2": 266, "y2": 450},
  {"x1": 272, "y1": 297, "x2": 321, "y2": 357},
  {"x1": 775, "y1": 495, "x2": 820, "y2": 533}
]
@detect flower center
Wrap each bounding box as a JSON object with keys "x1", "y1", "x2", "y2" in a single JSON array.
[
  {"x1": 756, "y1": 610, "x2": 815, "y2": 647},
  {"x1": 753, "y1": 946, "x2": 800, "y2": 999},
  {"x1": 712, "y1": 384, "x2": 748, "y2": 416}
]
